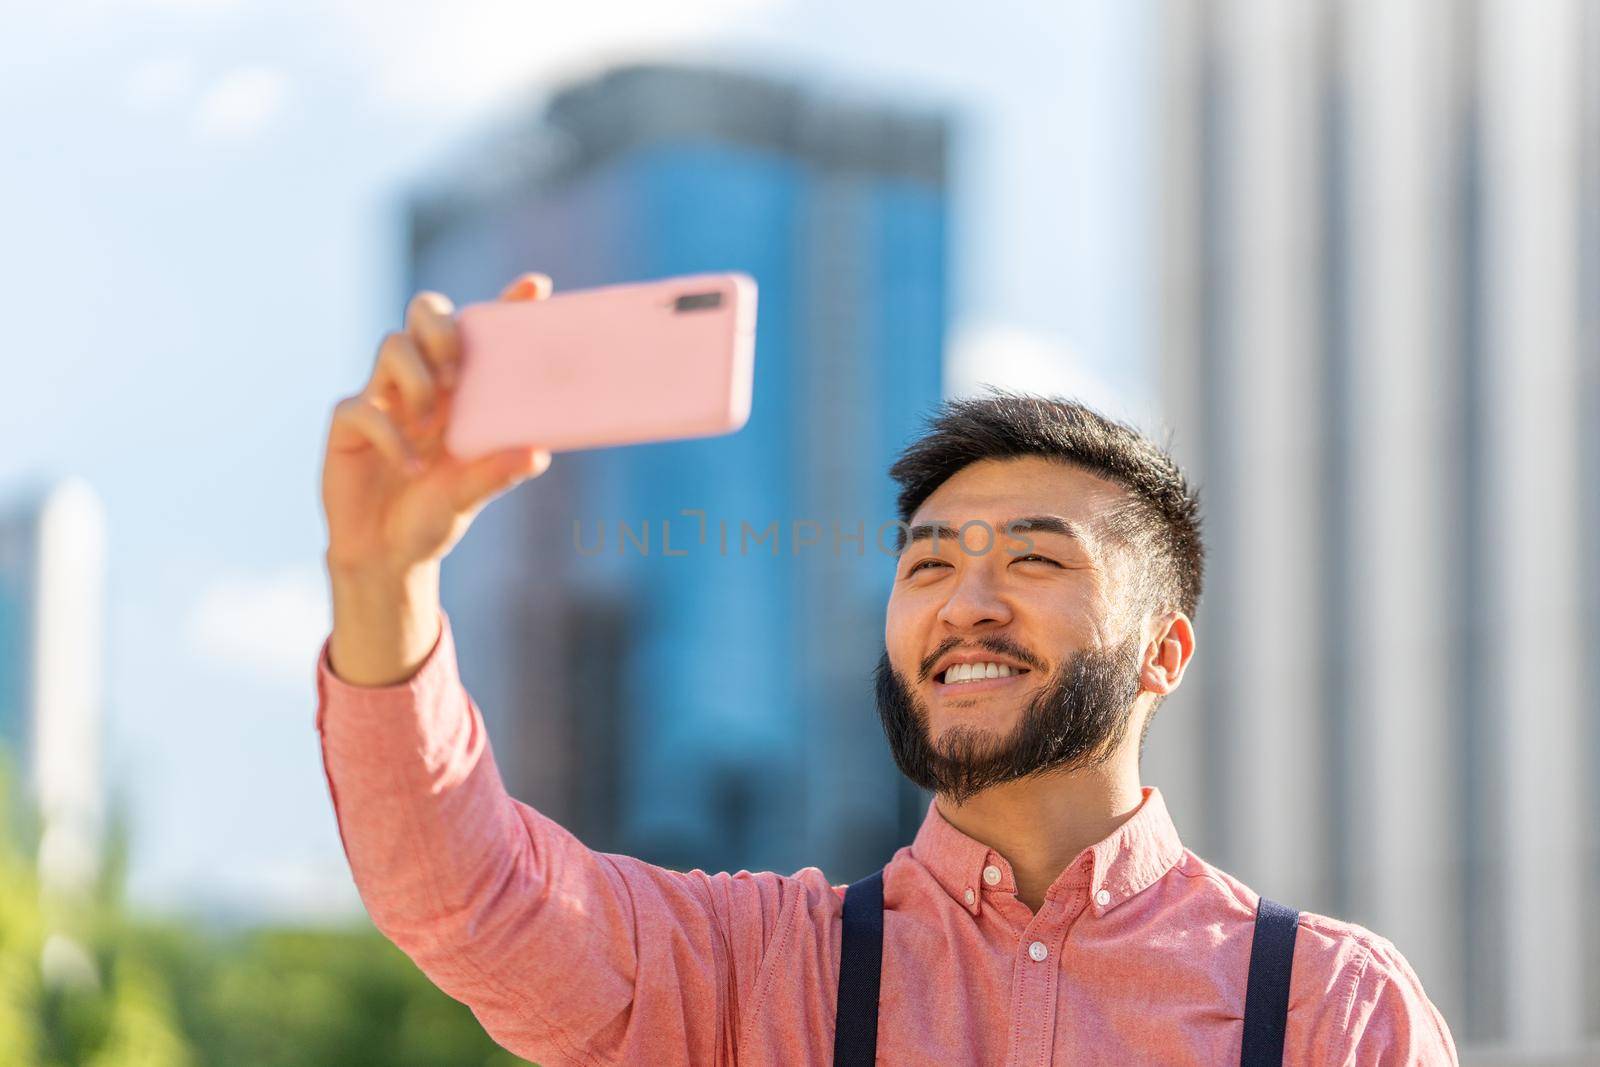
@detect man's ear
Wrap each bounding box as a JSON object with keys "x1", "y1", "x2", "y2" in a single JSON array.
[{"x1": 1140, "y1": 611, "x2": 1195, "y2": 696}]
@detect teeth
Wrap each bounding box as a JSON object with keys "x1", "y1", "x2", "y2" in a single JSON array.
[{"x1": 941, "y1": 662, "x2": 1021, "y2": 684}]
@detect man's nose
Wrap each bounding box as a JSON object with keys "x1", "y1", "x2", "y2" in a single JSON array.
[{"x1": 935, "y1": 564, "x2": 1013, "y2": 630}]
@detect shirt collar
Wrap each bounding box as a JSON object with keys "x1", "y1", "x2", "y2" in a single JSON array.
[{"x1": 908, "y1": 785, "x2": 1185, "y2": 918}]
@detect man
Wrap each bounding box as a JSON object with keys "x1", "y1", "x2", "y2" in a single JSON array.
[{"x1": 316, "y1": 274, "x2": 1459, "y2": 1065}]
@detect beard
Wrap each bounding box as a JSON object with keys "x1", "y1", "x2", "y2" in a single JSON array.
[{"x1": 873, "y1": 630, "x2": 1145, "y2": 805}]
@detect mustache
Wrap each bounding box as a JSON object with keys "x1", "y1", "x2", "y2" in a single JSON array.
[
  {"x1": 879, "y1": 631, "x2": 1145, "y2": 804},
  {"x1": 919, "y1": 634, "x2": 1048, "y2": 682}
]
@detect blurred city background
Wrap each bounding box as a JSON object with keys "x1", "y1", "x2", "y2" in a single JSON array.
[{"x1": 1, "y1": 0, "x2": 1595, "y2": 1063}]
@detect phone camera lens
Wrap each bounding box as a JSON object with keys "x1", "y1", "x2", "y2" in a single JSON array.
[{"x1": 673, "y1": 291, "x2": 723, "y2": 313}]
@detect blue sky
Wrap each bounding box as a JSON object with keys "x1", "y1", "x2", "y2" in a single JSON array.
[{"x1": 0, "y1": 0, "x2": 1154, "y2": 920}]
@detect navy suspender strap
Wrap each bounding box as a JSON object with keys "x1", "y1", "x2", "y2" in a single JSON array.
[
  {"x1": 1239, "y1": 895, "x2": 1301, "y2": 1067},
  {"x1": 833, "y1": 868, "x2": 885, "y2": 1067},
  {"x1": 832, "y1": 871, "x2": 1299, "y2": 1067}
]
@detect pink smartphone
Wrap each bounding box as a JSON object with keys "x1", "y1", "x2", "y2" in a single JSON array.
[{"x1": 444, "y1": 271, "x2": 757, "y2": 459}]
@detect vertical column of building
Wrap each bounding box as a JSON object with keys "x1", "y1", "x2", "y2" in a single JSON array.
[
  {"x1": 1208, "y1": 0, "x2": 1333, "y2": 910},
  {"x1": 30, "y1": 480, "x2": 107, "y2": 903},
  {"x1": 1584, "y1": 1, "x2": 1600, "y2": 1040},
  {"x1": 1477, "y1": 0, "x2": 1589, "y2": 1048},
  {"x1": 1338, "y1": 0, "x2": 1465, "y2": 1021},
  {"x1": 1147, "y1": 0, "x2": 1215, "y2": 855},
  {"x1": 796, "y1": 153, "x2": 876, "y2": 872},
  {"x1": 1440, "y1": 3, "x2": 1505, "y2": 1038}
]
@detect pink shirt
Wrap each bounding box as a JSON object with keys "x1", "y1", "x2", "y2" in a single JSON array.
[{"x1": 315, "y1": 609, "x2": 1459, "y2": 1066}]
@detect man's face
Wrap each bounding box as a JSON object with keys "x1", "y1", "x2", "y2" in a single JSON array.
[{"x1": 877, "y1": 456, "x2": 1148, "y2": 803}]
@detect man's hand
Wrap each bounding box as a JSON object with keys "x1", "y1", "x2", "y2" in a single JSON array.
[{"x1": 320, "y1": 272, "x2": 556, "y2": 685}]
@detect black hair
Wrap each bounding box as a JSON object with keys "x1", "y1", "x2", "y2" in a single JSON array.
[{"x1": 887, "y1": 388, "x2": 1205, "y2": 625}]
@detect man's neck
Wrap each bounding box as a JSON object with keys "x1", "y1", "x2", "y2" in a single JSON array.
[{"x1": 934, "y1": 761, "x2": 1145, "y2": 915}]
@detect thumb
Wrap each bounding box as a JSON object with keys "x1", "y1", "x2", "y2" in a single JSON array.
[{"x1": 453, "y1": 446, "x2": 552, "y2": 513}]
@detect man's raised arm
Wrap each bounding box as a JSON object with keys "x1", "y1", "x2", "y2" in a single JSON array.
[
  {"x1": 316, "y1": 598, "x2": 771, "y2": 1063},
  {"x1": 313, "y1": 276, "x2": 823, "y2": 1064}
]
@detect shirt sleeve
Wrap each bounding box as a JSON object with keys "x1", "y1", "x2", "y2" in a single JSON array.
[
  {"x1": 1339, "y1": 936, "x2": 1460, "y2": 1066},
  {"x1": 313, "y1": 608, "x2": 831, "y2": 1066}
]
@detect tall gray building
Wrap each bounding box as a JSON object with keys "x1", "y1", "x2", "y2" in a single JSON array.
[{"x1": 1154, "y1": 0, "x2": 1598, "y2": 1058}]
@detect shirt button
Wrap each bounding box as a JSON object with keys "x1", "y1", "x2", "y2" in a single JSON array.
[
  {"x1": 1028, "y1": 941, "x2": 1049, "y2": 962},
  {"x1": 982, "y1": 865, "x2": 1002, "y2": 886},
  {"x1": 964, "y1": 888, "x2": 976, "y2": 905},
  {"x1": 1095, "y1": 889, "x2": 1111, "y2": 906}
]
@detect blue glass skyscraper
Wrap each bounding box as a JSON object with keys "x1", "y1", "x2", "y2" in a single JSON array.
[{"x1": 408, "y1": 62, "x2": 948, "y2": 883}]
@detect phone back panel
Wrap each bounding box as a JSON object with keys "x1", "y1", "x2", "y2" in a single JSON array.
[{"x1": 445, "y1": 272, "x2": 757, "y2": 459}]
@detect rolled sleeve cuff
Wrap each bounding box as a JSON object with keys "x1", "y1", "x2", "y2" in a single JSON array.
[{"x1": 313, "y1": 609, "x2": 477, "y2": 775}]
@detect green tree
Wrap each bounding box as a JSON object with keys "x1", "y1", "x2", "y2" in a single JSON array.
[{"x1": 0, "y1": 757, "x2": 533, "y2": 1066}]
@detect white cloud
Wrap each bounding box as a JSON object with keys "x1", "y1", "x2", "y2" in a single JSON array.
[
  {"x1": 330, "y1": 0, "x2": 784, "y2": 119},
  {"x1": 192, "y1": 64, "x2": 290, "y2": 139},
  {"x1": 148, "y1": 860, "x2": 364, "y2": 925},
  {"x1": 131, "y1": 856, "x2": 366, "y2": 925},
  {"x1": 185, "y1": 563, "x2": 330, "y2": 684}
]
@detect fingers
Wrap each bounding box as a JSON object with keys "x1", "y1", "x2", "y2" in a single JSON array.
[
  {"x1": 330, "y1": 395, "x2": 421, "y2": 473},
  {"x1": 499, "y1": 272, "x2": 552, "y2": 302},
  {"x1": 453, "y1": 446, "x2": 552, "y2": 513},
  {"x1": 342, "y1": 276, "x2": 553, "y2": 481},
  {"x1": 368, "y1": 331, "x2": 437, "y2": 425},
  {"x1": 405, "y1": 291, "x2": 459, "y2": 390},
  {"x1": 397, "y1": 278, "x2": 548, "y2": 402}
]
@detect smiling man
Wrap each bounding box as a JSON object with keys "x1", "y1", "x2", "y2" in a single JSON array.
[{"x1": 315, "y1": 280, "x2": 1458, "y2": 1065}]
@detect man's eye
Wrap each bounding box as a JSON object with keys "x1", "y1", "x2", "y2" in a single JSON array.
[
  {"x1": 907, "y1": 558, "x2": 948, "y2": 574},
  {"x1": 1013, "y1": 554, "x2": 1059, "y2": 566}
]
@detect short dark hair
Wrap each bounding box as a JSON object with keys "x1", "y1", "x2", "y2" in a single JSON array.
[{"x1": 887, "y1": 389, "x2": 1205, "y2": 625}]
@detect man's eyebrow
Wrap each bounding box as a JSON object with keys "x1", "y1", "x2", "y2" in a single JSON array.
[
  {"x1": 1001, "y1": 515, "x2": 1091, "y2": 542},
  {"x1": 902, "y1": 515, "x2": 1092, "y2": 549},
  {"x1": 905, "y1": 522, "x2": 960, "y2": 546}
]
